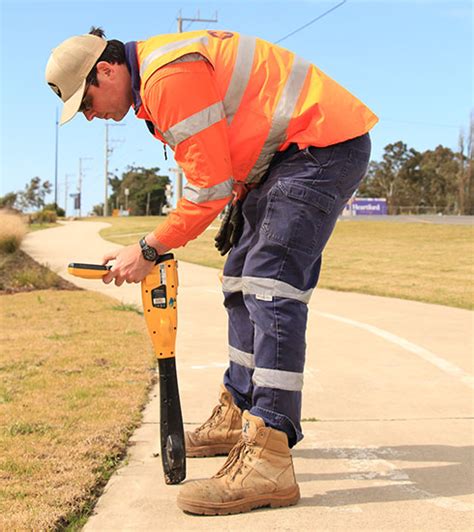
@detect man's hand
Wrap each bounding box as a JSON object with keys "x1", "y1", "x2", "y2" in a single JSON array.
[{"x1": 101, "y1": 234, "x2": 170, "y2": 286}]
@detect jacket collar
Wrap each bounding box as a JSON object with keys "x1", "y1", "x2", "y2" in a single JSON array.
[
  {"x1": 124, "y1": 41, "x2": 142, "y2": 113},
  {"x1": 124, "y1": 41, "x2": 156, "y2": 136}
]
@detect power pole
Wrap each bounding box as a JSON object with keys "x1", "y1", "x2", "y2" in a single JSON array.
[
  {"x1": 54, "y1": 108, "x2": 59, "y2": 210},
  {"x1": 104, "y1": 123, "x2": 125, "y2": 216},
  {"x1": 169, "y1": 167, "x2": 184, "y2": 206},
  {"x1": 104, "y1": 123, "x2": 109, "y2": 216},
  {"x1": 177, "y1": 9, "x2": 218, "y2": 33},
  {"x1": 64, "y1": 173, "x2": 73, "y2": 216},
  {"x1": 173, "y1": 9, "x2": 218, "y2": 201},
  {"x1": 78, "y1": 157, "x2": 92, "y2": 218}
]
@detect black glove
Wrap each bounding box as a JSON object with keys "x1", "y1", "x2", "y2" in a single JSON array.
[{"x1": 214, "y1": 199, "x2": 243, "y2": 256}]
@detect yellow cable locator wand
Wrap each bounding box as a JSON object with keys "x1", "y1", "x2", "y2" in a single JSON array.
[{"x1": 67, "y1": 255, "x2": 185, "y2": 485}]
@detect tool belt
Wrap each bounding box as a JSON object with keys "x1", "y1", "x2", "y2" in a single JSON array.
[{"x1": 214, "y1": 144, "x2": 303, "y2": 256}]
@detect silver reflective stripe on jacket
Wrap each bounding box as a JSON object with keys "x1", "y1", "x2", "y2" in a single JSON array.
[
  {"x1": 224, "y1": 35, "x2": 256, "y2": 124},
  {"x1": 246, "y1": 55, "x2": 311, "y2": 183},
  {"x1": 229, "y1": 345, "x2": 255, "y2": 369},
  {"x1": 139, "y1": 36, "x2": 209, "y2": 76},
  {"x1": 253, "y1": 367, "x2": 304, "y2": 391},
  {"x1": 183, "y1": 178, "x2": 233, "y2": 204},
  {"x1": 222, "y1": 275, "x2": 313, "y2": 304},
  {"x1": 162, "y1": 102, "x2": 225, "y2": 148}
]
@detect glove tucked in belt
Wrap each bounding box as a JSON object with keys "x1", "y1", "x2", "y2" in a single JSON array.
[{"x1": 214, "y1": 198, "x2": 243, "y2": 256}]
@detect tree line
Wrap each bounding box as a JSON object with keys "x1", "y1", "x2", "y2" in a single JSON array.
[{"x1": 359, "y1": 122, "x2": 473, "y2": 214}]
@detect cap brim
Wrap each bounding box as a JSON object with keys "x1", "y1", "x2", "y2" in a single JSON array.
[{"x1": 60, "y1": 78, "x2": 87, "y2": 125}]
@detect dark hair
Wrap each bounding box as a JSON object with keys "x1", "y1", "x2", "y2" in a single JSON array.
[{"x1": 86, "y1": 27, "x2": 126, "y2": 86}]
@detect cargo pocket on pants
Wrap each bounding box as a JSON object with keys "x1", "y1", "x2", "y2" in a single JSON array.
[{"x1": 261, "y1": 180, "x2": 336, "y2": 254}]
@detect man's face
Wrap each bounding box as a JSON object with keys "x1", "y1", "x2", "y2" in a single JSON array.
[{"x1": 81, "y1": 61, "x2": 132, "y2": 122}]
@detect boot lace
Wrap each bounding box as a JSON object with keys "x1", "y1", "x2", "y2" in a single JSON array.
[
  {"x1": 214, "y1": 438, "x2": 254, "y2": 480},
  {"x1": 195, "y1": 403, "x2": 223, "y2": 433}
]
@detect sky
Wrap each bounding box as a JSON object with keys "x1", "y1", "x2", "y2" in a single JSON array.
[{"x1": 0, "y1": 0, "x2": 472, "y2": 216}]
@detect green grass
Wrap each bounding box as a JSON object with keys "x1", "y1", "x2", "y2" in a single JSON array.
[
  {"x1": 92, "y1": 216, "x2": 474, "y2": 310},
  {"x1": 111, "y1": 302, "x2": 144, "y2": 315},
  {"x1": 28, "y1": 222, "x2": 59, "y2": 232}
]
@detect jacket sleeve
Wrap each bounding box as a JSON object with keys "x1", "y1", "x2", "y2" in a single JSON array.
[{"x1": 142, "y1": 59, "x2": 234, "y2": 249}]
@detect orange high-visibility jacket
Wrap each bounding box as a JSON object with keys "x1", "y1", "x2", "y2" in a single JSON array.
[{"x1": 132, "y1": 30, "x2": 378, "y2": 249}]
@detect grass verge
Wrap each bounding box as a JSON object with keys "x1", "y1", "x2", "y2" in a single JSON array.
[
  {"x1": 0, "y1": 249, "x2": 76, "y2": 293},
  {"x1": 93, "y1": 216, "x2": 473, "y2": 310},
  {"x1": 0, "y1": 290, "x2": 154, "y2": 530},
  {"x1": 28, "y1": 222, "x2": 60, "y2": 232}
]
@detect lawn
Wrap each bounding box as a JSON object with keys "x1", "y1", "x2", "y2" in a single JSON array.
[{"x1": 92, "y1": 215, "x2": 473, "y2": 310}]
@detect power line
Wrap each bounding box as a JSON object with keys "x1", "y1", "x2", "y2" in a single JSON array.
[
  {"x1": 380, "y1": 118, "x2": 461, "y2": 129},
  {"x1": 275, "y1": 0, "x2": 347, "y2": 44}
]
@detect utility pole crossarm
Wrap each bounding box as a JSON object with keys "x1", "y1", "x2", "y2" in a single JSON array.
[{"x1": 177, "y1": 10, "x2": 218, "y2": 33}]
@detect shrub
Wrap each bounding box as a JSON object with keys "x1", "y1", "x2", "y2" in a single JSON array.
[
  {"x1": 30, "y1": 210, "x2": 57, "y2": 224},
  {"x1": 0, "y1": 211, "x2": 27, "y2": 253},
  {"x1": 43, "y1": 203, "x2": 66, "y2": 217}
]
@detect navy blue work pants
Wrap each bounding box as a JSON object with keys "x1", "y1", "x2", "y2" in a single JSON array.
[{"x1": 222, "y1": 133, "x2": 371, "y2": 447}]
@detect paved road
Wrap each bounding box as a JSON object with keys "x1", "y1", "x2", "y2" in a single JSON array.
[
  {"x1": 23, "y1": 221, "x2": 473, "y2": 531},
  {"x1": 340, "y1": 215, "x2": 474, "y2": 225}
]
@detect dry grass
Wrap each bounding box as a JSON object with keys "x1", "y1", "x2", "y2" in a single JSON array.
[
  {"x1": 0, "y1": 290, "x2": 154, "y2": 530},
  {"x1": 94, "y1": 216, "x2": 474, "y2": 309},
  {"x1": 0, "y1": 249, "x2": 76, "y2": 293},
  {"x1": 0, "y1": 211, "x2": 27, "y2": 253},
  {"x1": 320, "y1": 221, "x2": 474, "y2": 310}
]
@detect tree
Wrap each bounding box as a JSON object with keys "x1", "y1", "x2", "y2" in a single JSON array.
[
  {"x1": 0, "y1": 192, "x2": 18, "y2": 209},
  {"x1": 91, "y1": 203, "x2": 104, "y2": 216},
  {"x1": 109, "y1": 166, "x2": 170, "y2": 215},
  {"x1": 358, "y1": 142, "x2": 421, "y2": 213},
  {"x1": 16, "y1": 177, "x2": 52, "y2": 212},
  {"x1": 457, "y1": 113, "x2": 474, "y2": 215},
  {"x1": 418, "y1": 146, "x2": 459, "y2": 213}
]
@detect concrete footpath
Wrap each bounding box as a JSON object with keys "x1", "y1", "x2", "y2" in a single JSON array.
[{"x1": 23, "y1": 221, "x2": 474, "y2": 531}]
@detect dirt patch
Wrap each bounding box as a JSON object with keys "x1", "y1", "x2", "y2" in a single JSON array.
[{"x1": 0, "y1": 249, "x2": 78, "y2": 294}]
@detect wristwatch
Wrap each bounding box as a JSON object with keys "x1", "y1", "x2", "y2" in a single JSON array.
[{"x1": 139, "y1": 237, "x2": 159, "y2": 262}]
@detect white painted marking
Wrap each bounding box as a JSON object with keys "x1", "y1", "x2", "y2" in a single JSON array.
[
  {"x1": 316, "y1": 311, "x2": 474, "y2": 390},
  {"x1": 320, "y1": 442, "x2": 474, "y2": 512}
]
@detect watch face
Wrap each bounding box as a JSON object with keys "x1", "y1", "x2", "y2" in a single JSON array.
[{"x1": 143, "y1": 246, "x2": 157, "y2": 261}]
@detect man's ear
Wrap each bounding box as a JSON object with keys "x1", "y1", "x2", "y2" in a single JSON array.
[{"x1": 96, "y1": 61, "x2": 114, "y2": 78}]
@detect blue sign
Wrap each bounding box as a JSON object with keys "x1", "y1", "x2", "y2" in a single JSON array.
[{"x1": 350, "y1": 198, "x2": 387, "y2": 215}]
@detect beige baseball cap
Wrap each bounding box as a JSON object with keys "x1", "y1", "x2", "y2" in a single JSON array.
[{"x1": 45, "y1": 34, "x2": 107, "y2": 125}]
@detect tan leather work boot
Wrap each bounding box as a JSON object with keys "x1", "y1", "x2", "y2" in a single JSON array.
[
  {"x1": 185, "y1": 384, "x2": 242, "y2": 457},
  {"x1": 178, "y1": 410, "x2": 300, "y2": 515}
]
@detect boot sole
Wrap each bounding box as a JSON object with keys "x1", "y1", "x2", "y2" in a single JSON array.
[
  {"x1": 177, "y1": 485, "x2": 300, "y2": 515},
  {"x1": 186, "y1": 443, "x2": 237, "y2": 458}
]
